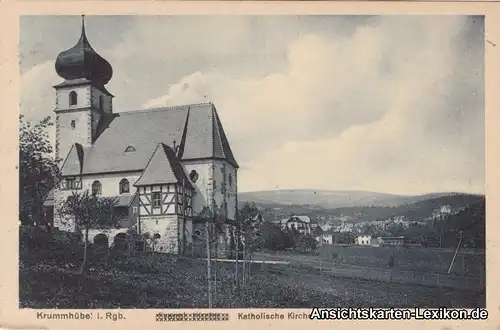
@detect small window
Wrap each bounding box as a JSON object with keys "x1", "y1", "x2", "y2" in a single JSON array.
[
  {"x1": 66, "y1": 177, "x2": 75, "y2": 189},
  {"x1": 189, "y1": 170, "x2": 199, "y2": 183},
  {"x1": 71, "y1": 120, "x2": 76, "y2": 129},
  {"x1": 66, "y1": 178, "x2": 82, "y2": 190},
  {"x1": 119, "y1": 178, "x2": 130, "y2": 194},
  {"x1": 92, "y1": 180, "x2": 102, "y2": 196},
  {"x1": 152, "y1": 192, "x2": 161, "y2": 208},
  {"x1": 132, "y1": 206, "x2": 138, "y2": 214},
  {"x1": 99, "y1": 96, "x2": 104, "y2": 110},
  {"x1": 228, "y1": 174, "x2": 233, "y2": 188},
  {"x1": 69, "y1": 91, "x2": 77, "y2": 106},
  {"x1": 124, "y1": 145, "x2": 136, "y2": 153}
]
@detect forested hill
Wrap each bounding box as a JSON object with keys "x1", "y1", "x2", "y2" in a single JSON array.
[
  {"x1": 238, "y1": 189, "x2": 458, "y2": 209},
  {"x1": 240, "y1": 191, "x2": 484, "y2": 224}
]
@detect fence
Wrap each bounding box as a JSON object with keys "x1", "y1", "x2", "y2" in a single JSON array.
[{"x1": 249, "y1": 251, "x2": 485, "y2": 291}]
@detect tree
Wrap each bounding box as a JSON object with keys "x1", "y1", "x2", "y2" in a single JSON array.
[
  {"x1": 198, "y1": 205, "x2": 226, "y2": 307},
  {"x1": 261, "y1": 222, "x2": 289, "y2": 250},
  {"x1": 19, "y1": 115, "x2": 60, "y2": 229},
  {"x1": 296, "y1": 233, "x2": 317, "y2": 253},
  {"x1": 237, "y1": 202, "x2": 262, "y2": 286},
  {"x1": 287, "y1": 224, "x2": 301, "y2": 250},
  {"x1": 59, "y1": 190, "x2": 117, "y2": 273}
]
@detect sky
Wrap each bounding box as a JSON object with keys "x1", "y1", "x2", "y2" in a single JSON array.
[{"x1": 20, "y1": 15, "x2": 485, "y2": 195}]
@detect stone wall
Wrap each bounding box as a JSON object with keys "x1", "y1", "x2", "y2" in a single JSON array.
[{"x1": 140, "y1": 215, "x2": 179, "y2": 254}]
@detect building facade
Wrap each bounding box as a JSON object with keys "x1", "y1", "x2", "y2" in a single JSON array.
[
  {"x1": 273, "y1": 215, "x2": 312, "y2": 235},
  {"x1": 357, "y1": 235, "x2": 372, "y2": 246},
  {"x1": 50, "y1": 17, "x2": 238, "y2": 255}
]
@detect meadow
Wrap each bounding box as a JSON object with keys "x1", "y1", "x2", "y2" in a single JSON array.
[
  {"x1": 19, "y1": 239, "x2": 485, "y2": 309},
  {"x1": 256, "y1": 245, "x2": 485, "y2": 277}
]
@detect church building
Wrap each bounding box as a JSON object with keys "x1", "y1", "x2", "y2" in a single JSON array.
[{"x1": 48, "y1": 17, "x2": 238, "y2": 255}]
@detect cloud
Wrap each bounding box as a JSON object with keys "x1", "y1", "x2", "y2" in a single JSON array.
[
  {"x1": 20, "y1": 15, "x2": 484, "y2": 194},
  {"x1": 21, "y1": 61, "x2": 57, "y2": 118},
  {"x1": 143, "y1": 17, "x2": 483, "y2": 194}
]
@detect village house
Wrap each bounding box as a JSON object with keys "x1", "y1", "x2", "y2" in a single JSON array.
[
  {"x1": 356, "y1": 235, "x2": 372, "y2": 246},
  {"x1": 45, "y1": 17, "x2": 238, "y2": 256},
  {"x1": 272, "y1": 215, "x2": 313, "y2": 234},
  {"x1": 314, "y1": 229, "x2": 343, "y2": 246},
  {"x1": 377, "y1": 236, "x2": 405, "y2": 247}
]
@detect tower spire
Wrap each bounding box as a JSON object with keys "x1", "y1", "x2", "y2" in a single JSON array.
[{"x1": 81, "y1": 15, "x2": 86, "y2": 36}]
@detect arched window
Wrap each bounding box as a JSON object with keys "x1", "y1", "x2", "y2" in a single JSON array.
[
  {"x1": 228, "y1": 173, "x2": 233, "y2": 188},
  {"x1": 92, "y1": 180, "x2": 102, "y2": 196},
  {"x1": 69, "y1": 91, "x2": 77, "y2": 106},
  {"x1": 119, "y1": 178, "x2": 130, "y2": 194},
  {"x1": 99, "y1": 96, "x2": 104, "y2": 110}
]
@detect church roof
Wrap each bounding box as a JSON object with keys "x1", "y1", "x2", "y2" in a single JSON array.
[
  {"x1": 134, "y1": 143, "x2": 193, "y2": 187},
  {"x1": 60, "y1": 102, "x2": 238, "y2": 176}
]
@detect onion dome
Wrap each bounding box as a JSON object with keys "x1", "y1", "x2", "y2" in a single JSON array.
[{"x1": 55, "y1": 16, "x2": 113, "y2": 86}]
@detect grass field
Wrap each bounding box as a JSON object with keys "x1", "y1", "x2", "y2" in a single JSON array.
[
  {"x1": 257, "y1": 245, "x2": 485, "y2": 277},
  {"x1": 19, "y1": 247, "x2": 485, "y2": 309}
]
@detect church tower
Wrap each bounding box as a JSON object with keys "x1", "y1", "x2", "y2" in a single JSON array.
[{"x1": 53, "y1": 15, "x2": 114, "y2": 163}]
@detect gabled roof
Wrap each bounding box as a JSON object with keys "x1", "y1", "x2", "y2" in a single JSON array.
[
  {"x1": 134, "y1": 143, "x2": 193, "y2": 188},
  {"x1": 290, "y1": 215, "x2": 311, "y2": 223},
  {"x1": 60, "y1": 143, "x2": 84, "y2": 176},
  {"x1": 60, "y1": 103, "x2": 238, "y2": 176}
]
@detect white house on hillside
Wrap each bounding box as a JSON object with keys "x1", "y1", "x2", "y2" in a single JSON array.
[{"x1": 357, "y1": 235, "x2": 372, "y2": 246}]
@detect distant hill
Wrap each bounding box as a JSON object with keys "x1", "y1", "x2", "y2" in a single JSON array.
[
  {"x1": 238, "y1": 189, "x2": 472, "y2": 209},
  {"x1": 238, "y1": 189, "x2": 484, "y2": 223}
]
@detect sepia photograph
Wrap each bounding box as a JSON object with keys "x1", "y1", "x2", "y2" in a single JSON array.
[{"x1": 18, "y1": 13, "x2": 485, "y2": 310}]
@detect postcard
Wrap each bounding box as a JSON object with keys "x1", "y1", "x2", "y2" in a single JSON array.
[{"x1": 0, "y1": 1, "x2": 498, "y2": 330}]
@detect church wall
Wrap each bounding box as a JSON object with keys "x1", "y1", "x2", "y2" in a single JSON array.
[
  {"x1": 55, "y1": 85, "x2": 112, "y2": 161},
  {"x1": 213, "y1": 160, "x2": 237, "y2": 221},
  {"x1": 56, "y1": 110, "x2": 91, "y2": 163},
  {"x1": 55, "y1": 85, "x2": 91, "y2": 110},
  {"x1": 140, "y1": 215, "x2": 179, "y2": 254},
  {"x1": 81, "y1": 172, "x2": 141, "y2": 197},
  {"x1": 90, "y1": 87, "x2": 113, "y2": 113},
  {"x1": 182, "y1": 161, "x2": 213, "y2": 215},
  {"x1": 191, "y1": 222, "x2": 229, "y2": 258},
  {"x1": 53, "y1": 172, "x2": 141, "y2": 232}
]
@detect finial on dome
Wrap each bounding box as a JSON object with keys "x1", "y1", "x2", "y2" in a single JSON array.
[{"x1": 54, "y1": 15, "x2": 113, "y2": 86}]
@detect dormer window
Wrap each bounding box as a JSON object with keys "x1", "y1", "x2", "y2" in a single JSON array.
[
  {"x1": 189, "y1": 170, "x2": 199, "y2": 183},
  {"x1": 124, "y1": 145, "x2": 136, "y2": 152},
  {"x1": 69, "y1": 91, "x2": 77, "y2": 106}
]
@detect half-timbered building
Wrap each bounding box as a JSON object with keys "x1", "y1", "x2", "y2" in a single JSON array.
[{"x1": 47, "y1": 17, "x2": 238, "y2": 255}]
